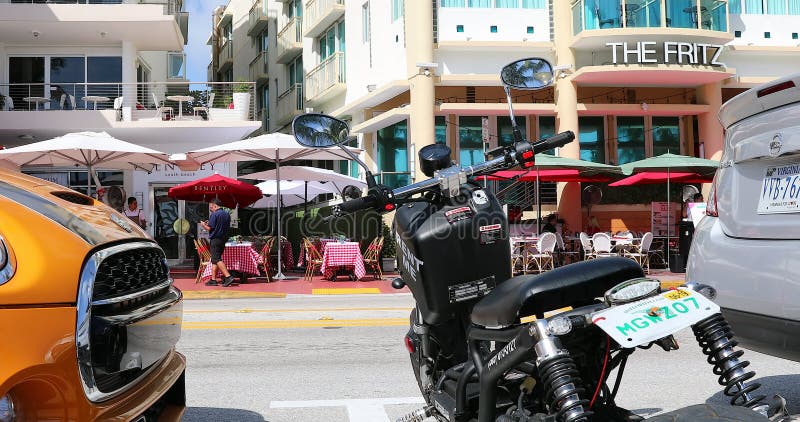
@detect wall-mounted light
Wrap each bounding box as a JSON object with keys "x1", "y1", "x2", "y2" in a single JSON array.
[
  {"x1": 415, "y1": 62, "x2": 438, "y2": 77},
  {"x1": 99, "y1": 31, "x2": 108, "y2": 38},
  {"x1": 32, "y1": 30, "x2": 40, "y2": 38},
  {"x1": 554, "y1": 64, "x2": 573, "y2": 79},
  {"x1": 366, "y1": 84, "x2": 376, "y2": 92}
]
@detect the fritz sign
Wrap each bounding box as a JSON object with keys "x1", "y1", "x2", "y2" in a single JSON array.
[{"x1": 606, "y1": 41, "x2": 725, "y2": 66}]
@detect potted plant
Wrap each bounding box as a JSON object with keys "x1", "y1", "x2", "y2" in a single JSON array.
[
  {"x1": 381, "y1": 222, "x2": 396, "y2": 272},
  {"x1": 232, "y1": 80, "x2": 251, "y2": 120}
]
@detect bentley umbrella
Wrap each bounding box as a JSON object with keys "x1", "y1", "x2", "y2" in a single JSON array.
[
  {"x1": 167, "y1": 173, "x2": 263, "y2": 209},
  {"x1": 614, "y1": 153, "x2": 719, "y2": 259},
  {"x1": 187, "y1": 133, "x2": 362, "y2": 280},
  {"x1": 0, "y1": 131, "x2": 170, "y2": 195}
]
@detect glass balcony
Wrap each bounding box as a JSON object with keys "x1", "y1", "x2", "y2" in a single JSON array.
[
  {"x1": 571, "y1": 0, "x2": 728, "y2": 34},
  {"x1": 247, "y1": 0, "x2": 273, "y2": 37},
  {"x1": 249, "y1": 51, "x2": 269, "y2": 83},
  {"x1": 276, "y1": 83, "x2": 303, "y2": 125},
  {"x1": 219, "y1": 40, "x2": 233, "y2": 73},
  {"x1": 277, "y1": 17, "x2": 303, "y2": 64},
  {"x1": 304, "y1": 51, "x2": 345, "y2": 104},
  {"x1": 304, "y1": 0, "x2": 345, "y2": 39}
]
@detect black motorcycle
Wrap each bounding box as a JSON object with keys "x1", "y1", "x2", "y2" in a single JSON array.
[{"x1": 291, "y1": 57, "x2": 788, "y2": 422}]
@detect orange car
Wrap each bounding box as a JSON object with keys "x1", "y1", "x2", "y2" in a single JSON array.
[{"x1": 0, "y1": 169, "x2": 185, "y2": 421}]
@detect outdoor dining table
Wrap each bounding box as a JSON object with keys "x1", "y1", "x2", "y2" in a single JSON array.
[
  {"x1": 167, "y1": 95, "x2": 194, "y2": 119},
  {"x1": 23, "y1": 96, "x2": 49, "y2": 111},
  {"x1": 81, "y1": 95, "x2": 110, "y2": 110},
  {"x1": 320, "y1": 241, "x2": 365, "y2": 281},
  {"x1": 200, "y1": 242, "x2": 262, "y2": 283}
]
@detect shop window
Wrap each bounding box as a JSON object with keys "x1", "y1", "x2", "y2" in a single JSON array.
[
  {"x1": 578, "y1": 116, "x2": 606, "y2": 164},
  {"x1": 435, "y1": 116, "x2": 447, "y2": 144},
  {"x1": 376, "y1": 120, "x2": 409, "y2": 188},
  {"x1": 498, "y1": 116, "x2": 526, "y2": 147},
  {"x1": 652, "y1": 117, "x2": 681, "y2": 156},
  {"x1": 616, "y1": 116, "x2": 645, "y2": 165},
  {"x1": 459, "y1": 116, "x2": 486, "y2": 166}
]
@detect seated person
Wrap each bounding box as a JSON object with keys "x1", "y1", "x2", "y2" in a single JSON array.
[{"x1": 541, "y1": 214, "x2": 557, "y2": 234}]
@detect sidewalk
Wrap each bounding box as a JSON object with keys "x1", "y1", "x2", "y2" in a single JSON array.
[{"x1": 172, "y1": 267, "x2": 686, "y2": 300}]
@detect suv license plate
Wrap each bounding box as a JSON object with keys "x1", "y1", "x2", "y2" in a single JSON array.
[
  {"x1": 592, "y1": 288, "x2": 720, "y2": 348},
  {"x1": 757, "y1": 164, "x2": 800, "y2": 214}
]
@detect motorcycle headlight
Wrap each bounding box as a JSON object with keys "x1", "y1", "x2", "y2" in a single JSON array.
[
  {"x1": 0, "y1": 394, "x2": 15, "y2": 422},
  {"x1": 604, "y1": 278, "x2": 661, "y2": 305}
]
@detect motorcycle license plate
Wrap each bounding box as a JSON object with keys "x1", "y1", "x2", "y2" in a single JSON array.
[{"x1": 592, "y1": 288, "x2": 720, "y2": 348}]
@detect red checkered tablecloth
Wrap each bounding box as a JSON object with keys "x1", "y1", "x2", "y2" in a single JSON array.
[
  {"x1": 320, "y1": 242, "x2": 365, "y2": 280},
  {"x1": 297, "y1": 238, "x2": 340, "y2": 267},
  {"x1": 201, "y1": 243, "x2": 262, "y2": 282}
]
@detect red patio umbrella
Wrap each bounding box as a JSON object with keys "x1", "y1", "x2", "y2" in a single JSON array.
[
  {"x1": 168, "y1": 173, "x2": 262, "y2": 208},
  {"x1": 479, "y1": 169, "x2": 614, "y2": 183},
  {"x1": 608, "y1": 171, "x2": 714, "y2": 186}
]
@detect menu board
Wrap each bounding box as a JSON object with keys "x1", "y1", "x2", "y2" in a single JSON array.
[{"x1": 651, "y1": 202, "x2": 677, "y2": 237}]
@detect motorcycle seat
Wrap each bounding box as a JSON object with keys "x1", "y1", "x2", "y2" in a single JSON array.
[{"x1": 470, "y1": 257, "x2": 644, "y2": 328}]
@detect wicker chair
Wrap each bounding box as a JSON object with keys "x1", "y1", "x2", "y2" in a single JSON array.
[
  {"x1": 193, "y1": 239, "x2": 212, "y2": 283},
  {"x1": 302, "y1": 238, "x2": 324, "y2": 281},
  {"x1": 258, "y1": 241, "x2": 274, "y2": 282},
  {"x1": 362, "y1": 237, "x2": 384, "y2": 280}
]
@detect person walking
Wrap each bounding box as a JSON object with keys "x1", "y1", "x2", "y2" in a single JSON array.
[{"x1": 201, "y1": 198, "x2": 235, "y2": 287}]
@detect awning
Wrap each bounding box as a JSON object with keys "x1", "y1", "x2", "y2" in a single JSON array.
[
  {"x1": 350, "y1": 107, "x2": 410, "y2": 134},
  {"x1": 571, "y1": 64, "x2": 736, "y2": 87}
]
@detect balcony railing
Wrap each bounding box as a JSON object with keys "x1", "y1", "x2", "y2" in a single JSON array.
[
  {"x1": 276, "y1": 16, "x2": 303, "y2": 63},
  {"x1": 219, "y1": 40, "x2": 234, "y2": 72},
  {"x1": 303, "y1": 0, "x2": 345, "y2": 39},
  {"x1": 276, "y1": 83, "x2": 303, "y2": 125},
  {"x1": 3, "y1": 0, "x2": 180, "y2": 8},
  {"x1": 571, "y1": 0, "x2": 728, "y2": 34},
  {"x1": 304, "y1": 51, "x2": 345, "y2": 104},
  {"x1": 247, "y1": 0, "x2": 273, "y2": 36},
  {"x1": 0, "y1": 81, "x2": 257, "y2": 122},
  {"x1": 249, "y1": 51, "x2": 269, "y2": 83}
]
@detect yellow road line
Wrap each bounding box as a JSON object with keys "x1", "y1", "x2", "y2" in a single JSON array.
[
  {"x1": 184, "y1": 307, "x2": 413, "y2": 314},
  {"x1": 182, "y1": 291, "x2": 287, "y2": 300},
  {"x1": 183, "y1": 317, "x2": 408, "y2": 330},
  {"x1": 312, "y1": 288, "x2": 381, "y2": 295}
]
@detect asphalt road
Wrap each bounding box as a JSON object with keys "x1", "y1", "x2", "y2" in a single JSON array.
[{"x1": 178, "y1": 294, "x2": 800, "y2": 422}]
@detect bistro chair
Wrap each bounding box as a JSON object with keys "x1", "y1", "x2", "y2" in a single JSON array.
[
  {"x1": 579, "y1": 232, "x2": 595, "y2": 260},
  {"x1": 152, "y1": 92, "x2": 173, "y2": 120},
  {"x1": 591, "y1": 232, "x2": 616, "y2": 258},
  {"x1": 302, "y1": 238, "x2": 324, "y2": 281},
  {"x1": 193, "y1": 239, "x2": 211, "y2": 284},
  {"x1": 362, "y1": 237, "x2": 384, "y2": 280},
  {"x1": 624, "y1": 231, "x2": 653, "y2": 274},
  {"x1": 510, "y1": 237, "x2": 527, "y2": 275},
  {"x1": 258, "y1": 242, "x2": 274, "y2": 282},
  {"x1": 527, "y1": 232, "x2": 557, "y2": 274},
  {"x1": 555, "y1": 232, "x2": 580, "y2": 267}
]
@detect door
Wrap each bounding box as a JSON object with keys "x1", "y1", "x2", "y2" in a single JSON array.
[{"x1": 151, "y1": 185, "x2": 209, "y2": 266}]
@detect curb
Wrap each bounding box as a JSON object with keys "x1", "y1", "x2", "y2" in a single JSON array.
[{"x1": 182, "y1": 290, "x2": 287, "y2": 300}]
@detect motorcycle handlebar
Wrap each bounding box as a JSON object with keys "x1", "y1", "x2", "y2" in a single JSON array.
[{"x1": 333, "y1": 130, "x2": 575, "y2": 215}]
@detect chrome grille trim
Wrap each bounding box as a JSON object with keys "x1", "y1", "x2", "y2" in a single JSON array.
[
  {"x1": 91, "y1": 279, "x2": 173, "y2": 306},
  {"x1": 76, "y1": 241, "x2": 174, "y2": 403}
]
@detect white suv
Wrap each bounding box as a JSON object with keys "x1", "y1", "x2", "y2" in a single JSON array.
[{"x1": 687, "y1": 75, "x2": 800, "y2": 362}]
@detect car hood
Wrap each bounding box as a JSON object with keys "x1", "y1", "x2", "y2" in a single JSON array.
[{"x1": 0, "y1": 169, "x2": 153, "y2": 305}]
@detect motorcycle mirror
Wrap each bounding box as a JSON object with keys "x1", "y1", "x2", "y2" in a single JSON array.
[
  {"x1": 292, "y1": 113, "x2": 350, "y2": 148},
  {"x1": 500, "y1": 57, "x2": 554, "y2": 90}
]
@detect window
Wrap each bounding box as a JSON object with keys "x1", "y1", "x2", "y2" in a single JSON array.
[
  {"x1": 766, "y1": 0, "x2": 786, "y2": 14},
  {"x1": 317, "y1": 20, "x2": 345, "y2": 62},
  {"x1": 734, "y1": 30, "x2": 742, "y2": 37},
  {"x1": 579, "y1": 116, "x2": 606, "y2": 163},
  {"x1": 729, "y1": 0, "x2": 742, "y2": 13},
  {"x1": 522, "y1": 0, "x2": 545, "y2": 7},
  {"x1": 459, "y1": 116, "x2": 486, "y2": 166},
  {"x1": 616, "y1": 116, "x2": 645, "y2": 165},
  {"x1": 496, "y1": 0, "x2": 517, "y2": 7},
  {"x1": 288, "y1": 0, "x2": 302, "y2": 18},
  {"x1": 456, "y1": 24, "x2": 465, "y2": 32},
  {"x1": 527, "y1": 26, "x2": 534, "y2": 34},
  {"x1": 260, "y1": 30, "x2": 269, "y2": 53},
  {"x1": 362, "y1": 2, "x2": 370, "y2": 43},
  {"x1": 288, "y1": 56, "x2": 303, "y2": 86},
  {"x1": 435, "y1": 116, "x2": 447, "y2": 144},
  {"x1": 498, "y1": 116, "x2": 526, "y2": 147},
  {"x1": 652, "y1": 117, "x2": 681, "y2": 156},
  {"x1": 167, "y1": 52, "x2": 186, "y2": 79},
  {"x1": 744, "y1": 0, "x2": 763, "y2": 13},
  {"x1": 259, "y1": 85, "x2": 269, "y2": 130},
  {"x1": 490, "y1": 25, "x2": 498, "y2": 33},
  {"x1": 538, "y1": 116, "x2": 556, "y2": 154},
  {"x1": 441, "y1": 0, "x2": 464, "y2": 6},
  {"x1": 392, "y1": 0, "x2": 404, "y2": 21},
  {"x1": 468, "y1": 0, "x2": 491, "y2": 7},
  {"x1": 377, "y1": 120, "x2": 409, "y2": 188}
]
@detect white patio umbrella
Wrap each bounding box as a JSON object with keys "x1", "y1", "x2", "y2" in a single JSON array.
[
  {"x1": 0, "y1": 131, "x2": 170, "y2": 194},
  {"x1": 188, "y1": 132, "x2": 362, "y2": 280},
  {"x1": 251, "y1": 179, "x2": 332, "y2": 208},
  {"x1": 244, "y1": 165, "x2": 367, "y2": 194}
]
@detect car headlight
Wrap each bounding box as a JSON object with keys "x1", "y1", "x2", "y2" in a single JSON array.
[
  {"x1": 0, "y1": 394, "x2": 15, "y2": 422},
  {"x1": 0, "y1": 237, "x2": 6, "y2": 269},
  {"x1": 0, "y1": 234, "x2": 13, "y2": 285}
]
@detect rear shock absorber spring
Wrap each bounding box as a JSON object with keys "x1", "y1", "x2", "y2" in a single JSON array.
[
  {"x1": 692, "y1": 313, "x2": 767, "y2": 412},
  {"x1": 538, "y1": 354, "x2": 592, "y2": 422}
]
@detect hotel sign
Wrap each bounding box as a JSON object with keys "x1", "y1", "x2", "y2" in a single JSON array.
[{"x1": 606, "y1": 42, "x2": 725, "y2": 67}]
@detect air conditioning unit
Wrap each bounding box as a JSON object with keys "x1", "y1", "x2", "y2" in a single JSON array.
[{"x1": 102, "y1": 185, "x2": 127, "y2": 212}]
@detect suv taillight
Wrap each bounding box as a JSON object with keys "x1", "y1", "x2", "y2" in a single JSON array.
[{"x1": 706, "y1": 172, "x2": 719, "y2": 217}]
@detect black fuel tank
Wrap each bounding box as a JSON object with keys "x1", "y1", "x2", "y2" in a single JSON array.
[{"x1": 394, "y1": 185, "x2": 511, "y2": 324}]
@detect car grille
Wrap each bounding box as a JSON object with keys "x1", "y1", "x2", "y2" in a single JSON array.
[
  {"x1": 92, "y1": 248, "x2": 169, "y2": 302},
  {"x1": 77, "y1": 241, "x2": 182, "y2": 402}
]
